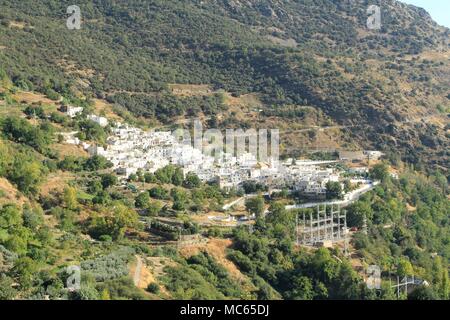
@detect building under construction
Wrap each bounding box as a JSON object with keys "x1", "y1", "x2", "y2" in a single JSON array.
[{"x1": 296, "y1": 204, "x2": 348, "y2": 247}]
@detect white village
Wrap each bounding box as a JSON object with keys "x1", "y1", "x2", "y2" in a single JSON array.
[
  {"x1": 59, "y1": 109, "x2": 390, "y2": 250},
  {"x1": 61, "y1": 107, "x2": 384, "y2": 202}
]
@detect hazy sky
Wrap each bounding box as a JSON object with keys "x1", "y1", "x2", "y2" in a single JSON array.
[{"x1": 399, "y1": 0, "x2": 450, "y2": 28}]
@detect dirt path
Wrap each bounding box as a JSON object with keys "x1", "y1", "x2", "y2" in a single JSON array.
[
  {"x1": 179, "y1": 238, "x2": 253, "y2": 288},
  {"x1": 133, "y1": 255, "x2": 143, "y2": 287}
]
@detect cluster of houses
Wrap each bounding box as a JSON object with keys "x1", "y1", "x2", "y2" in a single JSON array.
[
  {"x1": 65, "y1": 120, "x2": 343, "y2": 196},
  {"x1": 282, "y1": 160, "x2": 340, "y2": 196},
  {"x1": 60, "y1": 105, "x2": 109, "y2": 127},
  {"x1": 91, "y1": 123, "x2": 271, "y2": 187},
  {"x1": 61, "y1": 109, "x2": 382, "y2": 197},
  {"x1": 338, "y1": 150, "x2": 384, "y2": 163}
]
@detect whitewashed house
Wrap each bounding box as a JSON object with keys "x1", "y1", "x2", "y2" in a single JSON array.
[
  {"x1": 61, "y1": 106, "x2": 83, "y2": 118},
  {"x1": 88, "y1": 114, "x2": 109, "y2": 127}
]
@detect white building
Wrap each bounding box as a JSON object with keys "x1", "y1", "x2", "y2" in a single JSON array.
[
  {"x1": 83, "y1": 122, "x2": 346, "y2": 191},
  {"x1": 364, "y1": 150, "x2": 384, "y2": 160},
  {"x1": 62, "y1": 106, "x2": 84, "y2": 118},
  {"x1": 88, "y1": 114, "x2": 109, "y2": 127}
]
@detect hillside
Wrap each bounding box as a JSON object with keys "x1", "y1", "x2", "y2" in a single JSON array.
[
  {"x1": 0, "y1": 0, "x2": 448, "y2": 168},
  {"x1": 0, "y1": 0, "x2": 449, "y2": 302}
]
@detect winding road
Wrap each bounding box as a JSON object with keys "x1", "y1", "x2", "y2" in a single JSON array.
[{"x1": 285, "y1": 180, "x2": 379, "y2": 210}]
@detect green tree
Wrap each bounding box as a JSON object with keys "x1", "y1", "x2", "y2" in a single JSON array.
[
  {"x1": 89, "y1": 203, "x2": 139, "y2": 240},
  {"x1": 0, "y1": 204, "x2": 23, "y2": 230},
  {"x1": 343, "y1": 180, "x2": 352, "y2": 193},
  {"x1": 144, "y1": 172, "x2": 157, "y2": 183},
  {"x1": 112, "y1": 203, "x2": 139, "y2": 239},
  {"x1": 172, "y1": 167, "x2": 184, "y2": 186},
  {"x1": 325, "y1": 181, "x2": 343, "y2": 200},
  {"x1": 147, "y1": 283, "x2": 160, "y2": 294},
  {"x1": 22, "y1": 207, "x2": 44, "y2": 231},
  {"x1": 149, "y1": 186, "x2": 169, "y2": 200},
  {"x1": 8, "y1": 157, "x2": 45, "y2": 194},
  {"x1": 408, "y1": 286, "x2": 438, "y2": 300},
  {"x1": 24, "y1": 105, "x2": 45, "y2": 119},
  {"x1": 100, "y1": 288, "x2": 111, "y2": 300},
  {"x1": 347, "y1": 201, "x2": 373, "y2": 228},
  {"x1": 147, "y1": 201, "x2": 162, "y2": 216},
  {"x1": 83, "y1": 155, "x2": 112, "y2": 171},
  {"x1": 88, "y1": 180, "x2": 103, "y2": 194},
  {"x1": 77, "y1": 120, "x2": 106, "y2": 144},
  {"x1": 289, "y1": 276, "x2": 314, "y2": 300},
  {"x1": 101, "y1": 174, "x2": 118, "y2": 189},
  {"x1": 183, "y1": 172, "x2": 201, "y2": 189},
  {"x1": 12, "y1": 257, "x2": 38, "y2": 289},
  {"x1": 397, "y1": 258, "x2": 414, "y2": 278},
  {"x1": 63, "y1": 187, "x2": 78, "y2": 210},
  {"x1": 155, "y1": 165, "x2": 176, "y2": 184},
  {"x1": 245, "y1": 196, "x2": 265, "y2": 218},
  {"x1": 171, "y1": 188, "x2": 188, "y2": 211},
  {"x1": 370, "y1": 163, "x2": 389, "y2": 182},
  {"x1": 73, "y1": 284, "x2": 100, "y2": 300},
  {"x1": 135, "y1": 192, "x2": 151, "y2": 209},
  {"x1": 0, "y1": 68, "x2": 12, "y2": 89},
  {"x1": 0, "y1": 275, "x2": 17, "y2": 299}
]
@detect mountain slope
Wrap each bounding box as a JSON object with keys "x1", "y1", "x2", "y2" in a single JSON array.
[
  {"x1": 0, "y1": 0, "x2": 448, "y2": 168},
  {"x1": 0, "y1": 1, "x2": 449, "y2": 301}
]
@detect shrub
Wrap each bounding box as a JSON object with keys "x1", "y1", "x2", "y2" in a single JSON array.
[
  {"x1": 147, "y1": 282, "x2": 160, "y2": 294},
  {"x1": 80, "y1": 248, "x2": 134, "y2": 282}
]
